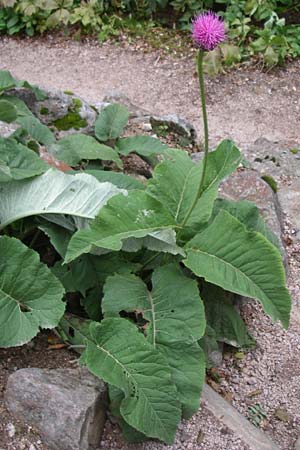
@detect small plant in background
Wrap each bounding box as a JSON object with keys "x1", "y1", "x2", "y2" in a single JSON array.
[{"x1": 0, "y1": 12, "x2": 291, "y2": 444}]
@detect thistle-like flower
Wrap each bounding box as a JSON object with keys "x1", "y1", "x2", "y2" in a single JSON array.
[{"x1": 192, "y1": 12, "x2": 225, "y2": 51}]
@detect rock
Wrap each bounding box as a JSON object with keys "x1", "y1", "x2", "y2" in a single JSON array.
[
  {"x1": 101, "y1": 90, "x2": 151, "y2": 118},
  {"x1": 5, "y1": 368, "x2": 107, "y2": 450},
  {"x1": 7, "y1": 87, "x2": 97, "y2": 138},
  {"x1": 242, "y1": 138, "x2": 300, "y2": 179},
  {"x1": 202, "y1": 384, "x2": 281, "y2": 450},
  {"x1": 277, "y1": 179, "x2": 300, "y2": 242},
  {"x1": 6, "y1": 422, "x2": 16, "y2": 438},
  {"x1": 150, "y1": 114, "x2": 196, "y2": 145}
]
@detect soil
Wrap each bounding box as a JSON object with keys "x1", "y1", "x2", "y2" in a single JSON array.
[
  {"x1": 0, "y1": 35, "x2": 299, "y2": 148},
  {"x1": 0, "y1": 34, "x2": 300, "y2": 450}
]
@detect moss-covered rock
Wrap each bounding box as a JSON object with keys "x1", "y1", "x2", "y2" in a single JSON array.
[{"x1": 53, "y1": 112, "x2": 88, "y2": 131}]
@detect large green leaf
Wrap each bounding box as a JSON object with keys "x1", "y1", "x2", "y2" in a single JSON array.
[
  {"x1": 0, "y1": 169, "x2": 124, "y2": 230},
  {"x1": 0, "y1": 100, "x2": 17, "y2": 123},
  {"x1": 52, "y1": 253, "x2": 139, "y2": 295},
  {"x1": 84, "y1": 318, "x2": 181, "y2": 443},
  {"x1": 184, "y1": 210, "x2": 291, "y2": 328},
  {"x1": 0, "y1": 137, "x2": 48, "y2": 182},
  {"x1": 212, "y1": 198, "x2": 281, "y2": 252},
  {"x1": 109, "y1": 385, "x2": 148, "y2": 443},
  {"x1": 0, "y1": 236, "x2": 65, "y2": 347},
  {"x1": 0, "y1": 70, "x2": 46, "y2": 100},
  {"x1": 16, "y1": 115, "x2": 55, "y2": 146},
  {"x1": 0, "y1": 94, "x2": 54, "y2": 145},
  {"x1": 49, "y1": 134, "x2": 122, "y2": 167},
  {"x1": 1, "y1": 95, "x2": 34, "y2": 117},
  {"x1": 0, "y1": 70, "x2": 16, "y2": 91},
  {"x1": 147, "y1": 140, "x2": 242, "y2": 228},
  {"x1": 103, "y1": 264, "x2": 205, "y2": 343},
  {"x1": 95, "y1": 104, "x2": 129, "y2": 141},
  {"x1": 202, "y1": 283, "x2": 254, "y2": 348},
  {"x1": 102, "y1": 264, "x2": 206, "y2": 416},
  {"x1": 116, "y1": 136, "x2": 167, "y2": 157},
  {"x1": 65, "y1": 191, "x2": 178, "y2": 262},
  {"x1": 157, "y1": 341, "x2": 205, "y2": 419},
  {"x1": 85, "y1": 169, "x2": 145, "y2": 190}
]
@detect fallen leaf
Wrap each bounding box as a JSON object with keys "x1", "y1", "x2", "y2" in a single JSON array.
[{"x1": 274, "y1": 408, "x2": 291, "y2": 423}]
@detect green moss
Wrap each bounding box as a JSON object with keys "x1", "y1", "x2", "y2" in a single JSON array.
[
  {"x1": 72, "y1": 97, "x2": 82, "y2": 112},
  {"x1": 290, "y1": 148, "x2": 300, "y2": 154},
  {"x1": 52, "y1": 97, "x2": 86, "y2": 131},
  {"x1": 64, "y1": 90, "x2": 74, "y2": 95},
  {"x1": 40, "y1": 106, "x2": 49, "y2": 115},
  {"x1": 261, "y1": 175, "x2": 278, "y2": 193},
  {"x1": 151, "y1": 123, "x2": 169, "y2": 137},
  {"x1": 53, "y1": 112, "x2": 88, "y2": 131}
]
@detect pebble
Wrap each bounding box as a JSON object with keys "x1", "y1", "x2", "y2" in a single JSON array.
[{"x1": 6, "y1": 422, "x2": 16, "y2": 438}]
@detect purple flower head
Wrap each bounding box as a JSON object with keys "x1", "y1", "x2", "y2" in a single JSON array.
[{"x1": 192, "y1": 12, "x2": 225, "y2": 51}]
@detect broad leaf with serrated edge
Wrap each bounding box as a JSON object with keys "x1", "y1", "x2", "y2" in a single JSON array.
[
  {"x1": 102, "y1": 264, "x2": 206, "y2": 416},
  {"x1": 116, "y1": 135, "x2": 166, "y2": 157},
  {"x1": 0, "y1": 169, "x2": 124, "y2": 230},
  {"x1": 0, "y1": 137, "x2": 48, "y2": 182},
  {"x1": 0, "y1": 100, "x2": 17, "y2": 123},
  {"x1": 0, "y1": 236, "x2": 65, "y2": 347},
  {"x1": 202, "y1": 283, "x2": 254, "y2": 348},
  {"x1": 84, "y1": 318, "x2": 181, "y2": 443},
  {"x1": 85, "y1": 169, "x2": 145, "y2": 190},
  {"x1": 95, "y1": 104, "x2": 129, "y2": 141},
  {"x1": 212, "y1": 198, "x2": 282, "y2": 252},
  {"x1": 65, "y1": 191, "x2": 178, "y2": 262},
  {"x1": 184, "y1": 210, "x2": 291, "y2": 328},
  {"x1": 147, "y1": 140, "x2": 242, "y2": 229},
  {"x1": 49, "y1": 134, "x2": 122, "y2": 167}
]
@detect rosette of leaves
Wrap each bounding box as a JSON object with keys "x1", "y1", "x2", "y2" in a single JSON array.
[{"x1": 0, "y1": 73, "x2": 291, "y2": 444}]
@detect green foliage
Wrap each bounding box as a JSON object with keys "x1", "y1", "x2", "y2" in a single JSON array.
[
  {"x1": 0, "y1": 0, "x2": 299, "y2": 66},
  {"x1": 0, "y1": 72, "x2": 291, "y2": 443},
  {"x1": 0, "y1": 235, "x2": 65, "y2": 347}
]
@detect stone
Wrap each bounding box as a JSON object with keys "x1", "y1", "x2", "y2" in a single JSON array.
[
  {"x1": 150, "y1": 114, "x2": 196, "y2": 145},
  {"x1": 202, "y1": 384, "x2": 280, "y2": 450},
  {"x1": 5, "y1": 368, "x2": 107, "y2": 450},
  {"x1": 242, "y1": 138, "x2": 300, "y2": 179},
  {"x1": 101, "y1": 90, "x2": 151, "y2": 118},
  {"x1": 7, "y1": 87, "x2": 97, "y2": 138},
  {"x1": 277, "y1": 179, "x2": 300, "y2": 242}
]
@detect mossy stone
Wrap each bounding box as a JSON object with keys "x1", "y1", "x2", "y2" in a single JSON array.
[
  {"x1": 53, "y1": 112, "x2": 88, "y2": 131},
  {"x1": 72, "y1": 98, "x2": 82, "y2": 112},
  {"x1": 40, "y1": 107, "x2": 50, "y2": 115}
]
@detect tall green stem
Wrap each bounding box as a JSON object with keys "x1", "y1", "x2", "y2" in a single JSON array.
[{"x1": 180, "y1": 50, "x2": 209, "y2": 229}]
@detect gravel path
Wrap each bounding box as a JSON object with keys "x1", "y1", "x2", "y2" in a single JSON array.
[
  {"x1": 0, "y1": 35, "x2": 300, "y2": 450},
  {"x1": 0, "y1": 35, "x2": 299, "y2": 146}
]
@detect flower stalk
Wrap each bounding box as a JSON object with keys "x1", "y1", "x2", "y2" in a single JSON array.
[
  {"x1": 180, "y1": 50, "x2": 209, "y2": 229},
  {"x1": 180, "y1": 12, "x2": 225, "y2": 230}
]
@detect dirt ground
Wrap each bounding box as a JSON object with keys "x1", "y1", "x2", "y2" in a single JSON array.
[
  {"x1": 0, "y1": 35, "x2": 299, "y2": 147},
  {"x1": 1, "y1": 34, "x2": 300, "y2": 450}
]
